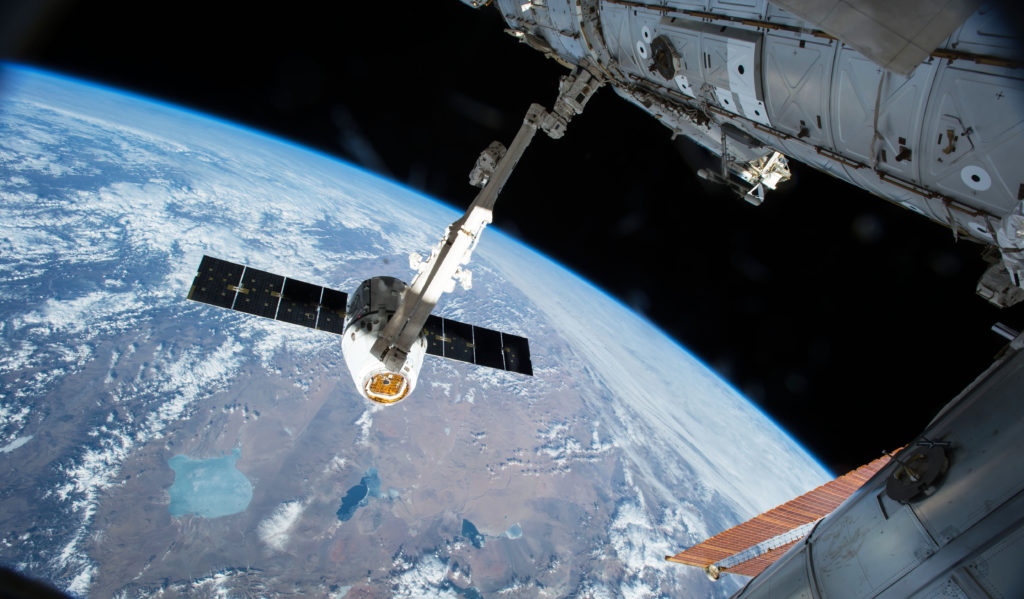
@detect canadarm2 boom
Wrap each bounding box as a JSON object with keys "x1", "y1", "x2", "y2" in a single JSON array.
[
  {"x1": 371, "y1": 67, "x2": 603, "y2": 372},
  {"x1": 370, "y1": 103, "x2": 544, "y2": 371}
]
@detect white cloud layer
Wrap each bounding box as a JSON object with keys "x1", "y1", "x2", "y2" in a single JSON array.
[{"x1": 258, "y1": 501, "x2": 305, "y2": 552}]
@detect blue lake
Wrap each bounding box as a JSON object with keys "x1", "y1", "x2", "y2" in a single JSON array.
[
  {"x1": 167, "y1": 448, "x2": 253, "y2": 518},
  {"x1": 337, "y1": 468, "x2": 381, "y2": 522},
  {"x1": 505, "y1": 523, "x2": 523, "y2": 539},
  {"x1": 461, "y1": 519, "x2": 486, "y2": 549}
]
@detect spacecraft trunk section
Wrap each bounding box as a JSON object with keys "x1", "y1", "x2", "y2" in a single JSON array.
[{"x1": 479, "y1": 0, "x2": 1024, "y2": 305}]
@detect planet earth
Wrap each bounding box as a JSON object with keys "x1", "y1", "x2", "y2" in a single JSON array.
[{"x1": 0, "y1": 64, "x2": 830, "y2": 598}]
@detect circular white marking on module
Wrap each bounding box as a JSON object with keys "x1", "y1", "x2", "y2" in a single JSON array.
[
  {"x1": 961, "y1": 165, "x2": 991, "y2": 191},
  {"x1": 637, "y1": 40, "x2": 648, "y2": 59},
  {"x1": 641, "y1": 26, "x2": 652, "y2": 43}
]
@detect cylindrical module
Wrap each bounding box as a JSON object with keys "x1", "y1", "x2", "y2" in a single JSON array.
[{"x1": 341, "y1": 276, "x2": 427, "y2": 404}]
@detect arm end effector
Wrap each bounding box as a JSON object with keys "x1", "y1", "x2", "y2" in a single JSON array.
[{"x1": 540, "y1": 67, "x2": 602, "y2": 139}]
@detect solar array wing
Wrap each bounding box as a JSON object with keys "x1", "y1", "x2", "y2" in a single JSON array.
[
  {"x1": 666, "y1": 452, "x2": 895, "y2": 574},
  {"x1": 421, "y1": 315, "x2": 533, "y2": 376},
  {"x1": 187, "y1": 255, "x2": 348, "y2": 334}
]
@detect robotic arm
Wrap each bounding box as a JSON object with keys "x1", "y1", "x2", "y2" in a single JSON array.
[{"x1": 370, "y1": 67, "x2": 603, "y2": 371}]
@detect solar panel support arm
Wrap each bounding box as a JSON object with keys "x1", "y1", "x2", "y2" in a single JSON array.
[{"x1": 371, "y1": 103, "x2": 547, "y2": 370}]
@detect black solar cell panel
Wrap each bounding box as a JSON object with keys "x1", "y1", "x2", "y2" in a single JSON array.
[
  {"x1": 277, "y1": 278, "x2": 321, "y2": 328},
  {"x1": 442, "y1": 319, "x2": 474, "y2": 363},
  {"x1": 316, "y1": 287, "x2": 349, "y2": 335},
  {"x1": 423, "y1": 314, "x2": 445, "y2": 356},
  {"x1": 189, "y1": 256, "x2": 350, "y2": 333},
  {"x1": 233, "y1": 267, "x2": 284, "y2": 318},
  {"x1": 501, "y1": 332, "x2": 533, "y2": 376},
  {"x1": 472, "y1": 326, "x2": 505, "y2": 370},
  {"x1": 420, "y1": 316, "x2": 532, "y2": 376},
  {"x1": 188, "y1": 255, "x2": 244, "y2": 309}
]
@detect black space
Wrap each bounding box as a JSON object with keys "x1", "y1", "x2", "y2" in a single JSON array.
[{"x1": 6, "y1": 1, "x2": 1022, "y2": 476}]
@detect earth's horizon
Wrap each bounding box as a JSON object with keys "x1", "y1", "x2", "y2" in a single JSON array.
[{"x1": 0, "y1": 63, "x2": 829, "y2": 598}]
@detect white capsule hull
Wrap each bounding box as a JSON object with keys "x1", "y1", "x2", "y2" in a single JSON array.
[{"x1": 341, "y1": 276, "x2": 427, "y2": 404}]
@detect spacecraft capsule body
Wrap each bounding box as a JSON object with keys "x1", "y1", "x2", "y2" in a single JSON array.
[{"x1": 341, "y1": 276, "x2": 427, "y2": 404}]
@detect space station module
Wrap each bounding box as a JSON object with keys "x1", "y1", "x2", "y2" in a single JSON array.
[{"x1": 461, "y1": 0, "x2": 1024, "y2": 307}]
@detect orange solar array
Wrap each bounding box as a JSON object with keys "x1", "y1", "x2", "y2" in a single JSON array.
[
  {"x1": 725, "y1": 538, "x2": 802, "y2": 577},
  {"x1": 667, "y1": 453, "x2": 893, "y2": 570}
]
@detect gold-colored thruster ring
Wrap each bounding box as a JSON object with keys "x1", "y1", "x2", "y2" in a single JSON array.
[{"x1": 365, "y1": 373, "x2": 410, "y2": 404}]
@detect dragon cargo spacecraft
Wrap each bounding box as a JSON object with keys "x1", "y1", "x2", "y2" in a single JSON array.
[
  {"x1": 186, "y1": 257, "x2": 533, "y2": 404},
  {"x1": 185, "y1": 71, "x2": 610, "y2": 402},
  {"x1": 183, "y1": 106, "x2": 570, "y2": 403}
]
